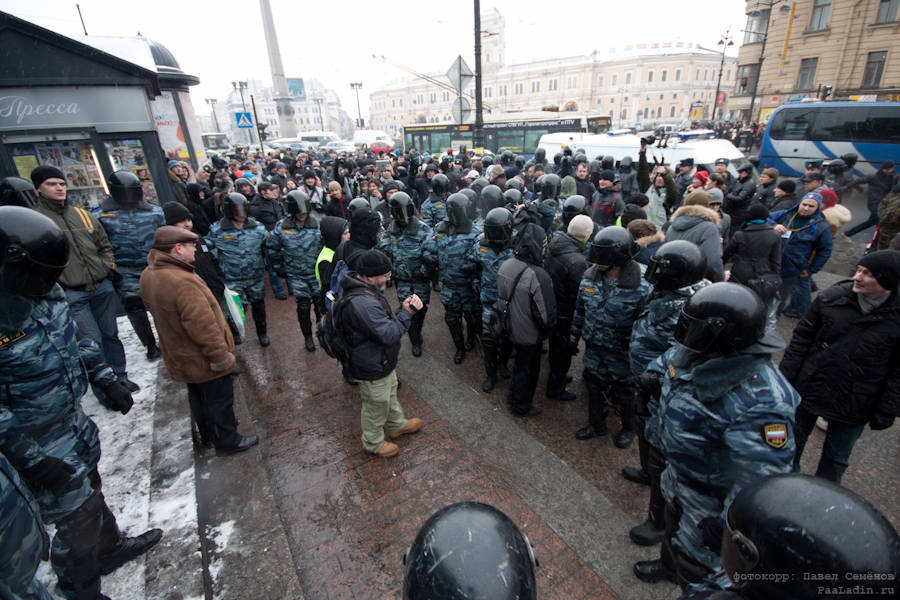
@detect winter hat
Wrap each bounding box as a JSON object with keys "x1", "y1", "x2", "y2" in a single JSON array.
[
  {"x1": 857, "y1": 250, "x2": 900, "y2": 291},
  {"x1": 303, "y1": 169, "x2": 316, "y2": 180},
  {"x1": 153, "y1": 225, "x2": 197, "y2": 250},
  {"x1": 162, "y1": 201, "x2": 192, "y2": 225},
  {"x1": 167, "y1": 160, "x2": 182, "y2": 170},
  {"x1": 692, "y1": 170, "x2": 709, "y2": 186},
  {"x1": 882, "y1": 160, "x2": 895, "y2": 170},
  {"x1": 488, "y1": 164, "x2": 505, "y2": 181},
  {"x1": 620, "y1": 203, "x2": 647, "y2": 228},
  {"x1": 746, "y1": 203, "x2": 770, "y2": 223},
  {"x1": 630, "y1": 192, "x2": 649, "y2": 207},
  {"x1": 708, "y1": 187, "x2": 724, "y2": 205},
  {"x1": 762, "y1": 167, "x2": 779, "y2": 180},
  {"x1": 684, "y1": 190, "x2": 711, "y2": 207},
  {"x1": 777, "y1": 180, "x2": 796, "y2": 194},
  {"x1": 567, "y1": 214, "x2": 594, "y2": 240},
  {"x1": 30, "y1": 165, "x2": 66, "y2": 188},
  {"x1": 599, "y1": 169, "x2": 615, "y2": 182},
  {"x1": 819, "y1": 189, "x2": 839, "y2": 210},
  {"x1": 355, "y1": 249, "x2": 392, "y2": 277}
]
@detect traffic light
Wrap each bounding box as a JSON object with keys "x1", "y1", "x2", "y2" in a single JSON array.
[
  {"x1": 820, "y1": 85, "x2": 833, "y2": 101},
  {"x1": 258, "y1": 123, "x2": 268, "y2": 141}
]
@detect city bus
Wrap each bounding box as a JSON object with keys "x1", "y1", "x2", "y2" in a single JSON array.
[
  {"x1": 759, "y1": 102, "x2": 900, "y2": 177},
  {"x1": 402, "y1": 114, "x2": 611, "y2": 157},
  {"x1": 201, "y1": 132, "x2": 230, "y2": 152}
]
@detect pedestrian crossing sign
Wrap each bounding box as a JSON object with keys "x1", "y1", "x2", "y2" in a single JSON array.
[{"x1": 235, "y1": 112, "x2": 253, "y2": 128}]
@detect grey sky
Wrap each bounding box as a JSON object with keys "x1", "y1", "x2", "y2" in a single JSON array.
[{"x1": 4, "y1": 0, "x2": 746, "y2": 124}]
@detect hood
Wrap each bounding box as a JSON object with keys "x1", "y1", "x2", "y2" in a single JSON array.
[
  {"x1": 772, "y1": 203, "x2": 825, "y2": 234},
  {"x1": 670, "y1": 204, "x2": 720, "y2": 230},
  {"x1": 320, "y1": 216, "x2": 348, "y2": 250},
  {"x1": 549, "y1": 231, "x2": 582, "y2": 257},
  {"x1": 349, "y1": 210, "x2": 382, "y2": 249},
  {"x1": 822, "y1": 204, "x2": 852, "y2": 228},
  {"x1": 186, "y1": 183, "x2": 206, "y2": 205},
  {"x1": 636, "y1": 230, "x2": 665, "y2": 248},
  {"x1": 513, "y1": 222, "x2": 546, "y2": 266}
]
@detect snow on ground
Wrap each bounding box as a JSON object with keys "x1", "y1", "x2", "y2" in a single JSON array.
[{"x1": 37, "y1": 316, "x2": 173, "y2": 600}]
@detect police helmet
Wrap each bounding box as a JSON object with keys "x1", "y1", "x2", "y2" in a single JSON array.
[
  {"x1": 588, "y1": 159, "x2": 602, "y2": 175},
  {"x1": 645, "y1": 241, "x2": 707, "y2": 291},
  {"x1": 481, "y1": 154, "x2": 494, "y2": 167},
  {"x1": 534, "y1": 148, "x2": 547, "y2": 163},
  {"x1": 483, "y1": 207, "x2": 513, "y2": 245},
  {"x1": 500, "y1": 150, "x2": 514, "y2": 166},
  {"x1": 747, "y1": 155, "x2": 760, "y2": 169},
  {"x1": 553, "y1": 153, "x2": 562, "y2": 166},
  {"x1": 446, "y1": 193, "x2": 471, "y2": 228},
  {"x1": 601, "y1": 155, "x2": 615, "y2": 171},
  {"x1": 0, "y1": 177, "x2": 39, "y2": 208},
  {"x1": 430, "y1": 173, "x2": 451, "y2": 196},
  {"x1": 722, "y1": 474, "x2": 900, "y2": 600},
  {"x1": 389, "y1": 191, "x2": 416, "y2": 226},
  {"x1": 503, "y1": 188, "x2": 522, "y2": 207},
  {"x1": 573, "y1": 153, "x2": 588, "y2": 166},
  {"x1": 108, "y1": 170, "x2": 144, "y2": 206},
  {"x1": 562, "y1": 195, "x2": 588, "y2": 226},
  {"x1": 514, "y1": 155, "x2": 525, "y2": 169},
  {"x1": 480, "y1": 184, "x2": 504, "y2": 212},
  {"x1": 540, "y1": 173, "x2": 561, "y2": 199},
  {"x1": 506, "y1": 178, "x2": 523, "y2": 192},
  {"x1": 424, "y1": 163, "x2": 440, "y2": 175},
  {"x1": 840, "y1": 152, "x2": 858, "y2": 169},
  {"x1": 458, "y1": 188, "x2": 478, "y2": 218},
  {"x1": 588, "y1": 226, "x2": 638, "y2": 268},
  {"x1": 285, "y1": 190, "x2": 310, "y2": 216},
  {"x1": 826, "y1": 158, "x2": 846, "y2": 172},
  {"x1": 396, "y1": 165, "x2": 408, "y2": 178},
  {"x1": 222, "y1": 192, "x2": 249, "y2": 220},
  {"x1": 674, "y1": 282, "x2": 765, "y2": 354},
  {"x1": 348, "y1": 197, "x2": 370, "y2": 220},
  {"x1": 0, "y1": 206, "x2": 69, "y2": 297},
  {"x1": 403, "y1": 502, "x2": 537, "y2": 600},
  {"x1": 469, "y1": 177, "x2": 489, "y2": 199},
  {"x1": 619, "y1": 156, "x2": 633, "y2": 169}
]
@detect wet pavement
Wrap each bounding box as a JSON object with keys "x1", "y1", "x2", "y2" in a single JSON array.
[{"x1": 199, "y1": 263, "x2": 898, "y2": 600}]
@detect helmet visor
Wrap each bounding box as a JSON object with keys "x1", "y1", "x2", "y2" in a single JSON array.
[
  {"x1": 673, "y1": 311, "x2": 724, "y2": 352},
  {"x1": 644, "y1": 257, "x2": 662, "y2": 285},
  {"x1": 1, "y1": 244, "x2": 69, "y2": 297},
  {"x1": 230, "y1": 201, "x2": 248, "y2": 218}
]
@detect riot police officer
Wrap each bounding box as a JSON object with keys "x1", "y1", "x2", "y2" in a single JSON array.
[
  {"x1": 421, "y1": 172, "x2": 450, "y2": 228},
  {"x1": 96, "y1": 170, "x2": 165, "y2": 360},
  {"x1": 0, "y1": 176, "x2": 39, "y2": 207}
]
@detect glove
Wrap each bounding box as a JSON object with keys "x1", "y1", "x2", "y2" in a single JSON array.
[
  {"x1": 870, "y1": 413, "x2": 895, "y2": 431},
  {"x1": 107, "y1": 269, "x2": 123, "y2": 284},
  {"x1": 102, "y1": 381, "x2": 134, "y2": 415},
  {"x1": 635, "y1": 372, "x2": 662, "y2": 398},
  {"x1": 22, "y1": 456, "x2": 76, "y2": 492},
  {"x1": 275, "y1": 267, "x2": 287, "y2": 279},
  {"x1": 698, "y1": 516, "x2": 724, "y2": 554}
]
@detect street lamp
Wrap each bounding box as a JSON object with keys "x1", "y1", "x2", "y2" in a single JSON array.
[
  {"x1": 350, "y1": 82, "x2": 363, "y2": 129},
  {"x1": 713, "y1": 30, "x2": 734, "y2": 122},
  {"x1": 205, "y1": 98, "x2": 220, "y2": 132}
]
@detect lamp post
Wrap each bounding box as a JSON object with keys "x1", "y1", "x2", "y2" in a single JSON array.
[
  {"x1": 350, "y1": 82, "x2": 363, "y2": 129},
  {"x1": 205, "y1": 98, "x2": 221, "y2": 132},
  {"x1": 713, "y1": 30, "x2": 734, "y2": 122},
  {"x1": 232, "y1": 81, "x2": 254, "y2": 144}
]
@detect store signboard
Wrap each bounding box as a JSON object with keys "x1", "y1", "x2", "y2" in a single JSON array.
[{"x1": 0, "y1": 86, "x2": 153, "y2": 133}]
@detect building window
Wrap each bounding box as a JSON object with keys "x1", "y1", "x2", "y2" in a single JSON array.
[
  {"x1": 442, "y1": 91, "x2": 450, "y2": 101},
  {"x1": 744, "y1": 9, "x2": 770, "y2": 44},
  {"x1": 657, "y1": 106, "x2": 663, "y2": 118},
  {"x1": 598, "y1": 75, "x2": 604, "y2": 88},
  {"x1": 625, "y1": 72, "x2": 632, "y2": 85},
  {"x1": 648, "y1": 70, "x2": 654, "y2": 83},
  {"x1": 610, "y1": 97, "x2": 615, "y2": 103},
  {"x1": 661, "y1": 70, "x2": 668, "y2": 82},
  {"x1": 612, "y1": 73, "x2": 618, "y2": 86},
  {"x1": 500, "y1": 84, "x2": 508, "y2": 96},
  {"x1": 670, "y1": 105, "x2": 676, "y2": 117},
  {"x1": 675, "y1": 69, "x2": 682, "y2": 81},
  {"x1": 531, "y1": 81, "x2": 541, "y2": 93},
  {"x1": 673, "y1": 92, "x2": 678, "y2": 99},
  {"x1": 485, "y1": 87, "x2": 492, "y2": 98},
  {"x1": 809, "y1": 0, "x2": 831, "y2": 31},
  {"x1": 736, "y1": 64, "x2": 759, "y2": 95},
  {"x1": 567, "y1": 75, "x2": 578, "y2": 88},
  {"x1": 796, "y1": 58, "x2": 818, "y2": 90},
  {"x1": 549, "y1": 79, "x2": 558, "y2": 91},
  {"x1": 621, "y1": 108, "x2": 627, "y2": 120},
  {"x1": 429, "y1": 93, "x2": 436, "y2": 104},
  {"x1": 514, "y1": 82, "x2": 523, "y2": 95},
  {"x1": 862, "y1": 51, "x2": 888, "y2": 87},
  {"x1": 704, "y1": 69, "x2": 709, "y2": 80},
  {"x1": 877, "y1": 0, "x2": 899, "y2": 23}
]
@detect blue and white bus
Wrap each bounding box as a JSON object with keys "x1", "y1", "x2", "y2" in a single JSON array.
[{"x1": 759, "y1": 102, "x2": 900, "y2": 178}]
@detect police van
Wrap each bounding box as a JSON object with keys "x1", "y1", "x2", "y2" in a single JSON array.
[{"x1": 537, "y1": 130, "x2": 748, "y2": 176}]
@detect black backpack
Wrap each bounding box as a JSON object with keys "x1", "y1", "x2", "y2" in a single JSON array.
[
  {"x1": 317, "y1": 287, "x2": 371, "y2": 363},
  {"x1": 488, "y1": 263, "x2": 530, "y2": 340}
]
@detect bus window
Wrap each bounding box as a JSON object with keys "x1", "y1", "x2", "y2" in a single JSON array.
[
  {"x1": 498, "y1": 130, "x2": 524, "y2": 153},
  {"x1": 768, "y1": 109, "x2": 814, "y2": 140},
  {"x1": 524, "y1": 129, "x2": 549, "y2": 154},
  {"x1": 431, "y1": 132, "x2": 451, "y2": 152},
  {"x1": 810, "y1": 106, "x2": 900, "y2": 143}
]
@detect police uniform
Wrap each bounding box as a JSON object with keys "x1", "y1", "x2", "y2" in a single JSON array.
[
  {"x1": 266, "y1": 214, "x2": 324, "y2": 341},
  {"x1": 465, "y1": 235, "x2": 515, "y2": 382},
  {"x1": 379, "y1": 217, "x2": 433, "y2": 350},
  {"x1": 420, "y1": 192, "x2": 448, "y2": 228}
]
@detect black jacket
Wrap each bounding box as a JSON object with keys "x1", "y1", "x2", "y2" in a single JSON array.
[
  {"x1": 724, "y1": 175, "x2": 756, "y2": 228},
  {"x1": 751, "y1": 181, "x2": 777, "y2": 209},
  {"x1": 780, "y1": 281, "x2": 900, "y2": 425},
  {"x1": 185, "y1": 184, "x2": 212, "y2": 236},
  {"x1": 249, "y1": 196, "x2": 285, "y2": 231},
  {"x1": 546, "y1": 232, "x2": 586, "y2": 322},
  {"x1": 723, "y1": 223, "x2": 782, "y2": 291},
  {"x1": 341, "y1": 273, "x2": 412, "y2": 381}
]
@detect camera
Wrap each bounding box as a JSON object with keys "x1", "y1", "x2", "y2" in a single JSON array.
[{"x1": 641, "y1": 135, "x2": 656, "y2": 146}]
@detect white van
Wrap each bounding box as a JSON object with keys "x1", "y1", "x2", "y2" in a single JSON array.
[{"x1": 537, "y1": 131, "x2": 748, "y2": 176}]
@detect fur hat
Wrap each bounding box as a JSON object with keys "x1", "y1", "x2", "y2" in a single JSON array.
[{"x1": 684, "y1": 190, "x2": 711, "y2": 207}]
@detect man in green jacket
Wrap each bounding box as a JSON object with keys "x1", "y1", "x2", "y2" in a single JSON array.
[{"x1": 31, "y1": 165, "x2": 137, "y2": 392}]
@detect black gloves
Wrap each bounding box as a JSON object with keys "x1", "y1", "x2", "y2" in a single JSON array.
[
  {"x1": 102, "y1": 381, "x2": 134, "y2": 415},
  {"x1": 107, "y1": 269, "x2": 123, "y2": 285},
  {"x1": 22, "y1": 456, "x2": 76, "y2": 492},
  {"x1": 635, "y1": 372, "x2": 663, "y2": 398},
  {"x1": 870, "y1": 413, "x2": 895, "y2": 431},
  {"x1": 698, "y1": 516, "x2": 724, "y2": 554}
]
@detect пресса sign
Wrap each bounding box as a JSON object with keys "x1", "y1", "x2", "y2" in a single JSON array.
[{"x1": 0, "y1": 87, "x2": 154, "y2": 133}]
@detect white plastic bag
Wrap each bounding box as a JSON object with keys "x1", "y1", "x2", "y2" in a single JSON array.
[{"x1": 223, "y1": 287, "x2": 246, "y2": 338}]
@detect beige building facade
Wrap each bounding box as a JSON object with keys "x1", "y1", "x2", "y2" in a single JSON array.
[
  {"x1": 732, "y1": 0, "x2": 900, "y2": 121},
  {"x1": 369, "y1": 11, "x2": 737, "y2": 136}
]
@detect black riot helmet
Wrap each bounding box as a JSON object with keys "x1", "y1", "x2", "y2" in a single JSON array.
[
  {"x1": 483, "y1": 207, "x2": 513, "y2": 245},
  {"x1": 562, "y1": 195, "x2": 588, "y2": 226},
  {"x1": 389, "y1": 191, "x2": 416, "y2": 226},
  {"x1": 470, "y1": 177, "x2": 489, "y2": 199},
  {"x1": 722, "y1": 474, "x2": 900, "y2": 600},
  {"x1": 619, "y1": 155, "x2": 633, "y2": 170},
  {"x1": 588, "y1": 159, "x2": 602, "y2": 175},
  {"x1": 285, "y1": 190, "x2": 310, "y2": 216},
  {"x1": 446, "y1": 193, "x2": 471, "y2": 228},
  {"x1": 540, "y1": 173, "x2": 561, "y2": 199},
  {"x1": 403, "y1": 502, "x2": 537, "y2": 600},
  {"x1": 553, "y1": 152, "x2": 562, "y2": 166},
  {"x1": 348, "y1": 197, "x2": 370, "y2": 220},
  {"x1": 588, "y1": 226, "x2": 638, "y2": 268},
  {"x1": 0, "y1": 177, "x2": 39, "y2": 208},
  {"x1": 458, "y1": 188, "x2": 477, "y2": 219},
  {"x1": 500, "y1": 150, "x2": 514, "y2": 166},
  {"x1": 645, "y1": 240, "x2": 707, "y2": 291},
  {"x1": 601, "y1": 155, "x2": 615, "y2": 171},
  {"x1": 481, "y1": 154, "x2": 494, "y2": 167},
  {"x1": 674, "y1": 282, "x2": 765, "y2": 354},
  {"x1": 0, "y1": 206, "x2": 70, "y2": 297},
  {"x1": 505, "y1": 178, "x2": 522, "y2": 192},
  {"x1": 826, "y1": 158, "x2": 846, "y2": 172},
  {"x1": 108, "y1": 170, "x2": 144, "y2": 206},
  {"x1": 222, "y1": 192, "x2": 249, "y2": 220},
  {"x1": 503, "y1": 188, "x2": 522, "y2": 207},
  {"x1": 480, "y1": 184, "x2": 504, "y2": 212},
  {"x1": 514, "y1": 155, "x2": 525, "y2": 169},
  {"x1": 534, "y1": 147, "x2": 546, "y2": 164},
  {"x1": 430, "y1": 173, "x2": 451, "y2": 197},
  {"x1": 840, "y1": 152, "x2": 858, "y2": 169},
  {"x1": 424, "y1": 162, "x2": 440, "y2": 176}
]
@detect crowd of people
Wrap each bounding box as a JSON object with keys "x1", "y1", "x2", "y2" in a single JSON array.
[{"x1": 1, "y1": 134, "x2": 898, "y2": 599}]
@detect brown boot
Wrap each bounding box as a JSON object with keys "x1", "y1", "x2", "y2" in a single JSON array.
[
  {"x1": 372, "y1": 440, "x2": 399, "y2": 457},
  {"x1": 389, "y1": 418, "x2": 423, "y2": 439}
]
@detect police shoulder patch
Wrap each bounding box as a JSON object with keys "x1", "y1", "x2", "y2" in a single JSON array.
[
  {"x1": 99, "y1": 212, "x2": 117, "y2": 218},
  {"x1": 762, "y1": 424, "x2": 788, "y2": 449},
  {"x1": 282, "y1": 229, "x2": 294, "y2": 235},
  {"x1": 479, "y1": 247, "x2": 490, "y2": 254},
  {"x1": 668, "y1": 364, "x2": 676, "y2": 378},
  {"x1": 222, "y1": 234, "x2": 235, "y2": 240},
  {"x1": 0, "y1": 329, "x2": 26, "y2": 349},
  {"x1": 583, "y1": 286, "x2": 595, "y2": 294}
]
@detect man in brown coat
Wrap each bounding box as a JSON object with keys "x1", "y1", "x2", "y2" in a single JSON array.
[{"x1": 140, "y1": 226, "x2": 258, "y2": 454}]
